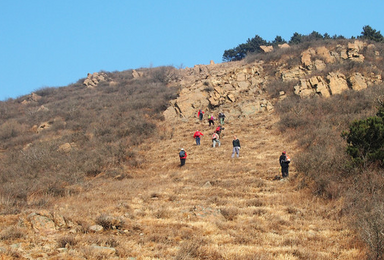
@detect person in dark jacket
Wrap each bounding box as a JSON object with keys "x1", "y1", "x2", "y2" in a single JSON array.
[
  {"x1": 198, "y1": 109, "x2": 204, "y2": 121},
  {"x1": 218, "y1": 112, "x2": 226, "y2": 125},
  {"x1": 279, "y1": 151, "x2": 291, "y2": 178},
  {"x1": 231, "y1": 135, "x2": 241, "y2": 158},
  {"x1": 179, "y1": 148, "x2": 187, "y2": 166},
  {"x1": 208, "y1": 115, "x2": 215, "y2": 126}
]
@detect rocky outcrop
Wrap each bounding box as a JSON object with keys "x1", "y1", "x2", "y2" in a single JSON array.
[
  {"x1": 279, "y1": 40, "x2": 382, "y2": 98},
  {"x1": 327, "y1": 72, "x2": 349, "y2": 95},
  {"x1": 83, "y1": 72, "x2": 108, "y2": 88},
  {"x1": 164, "y1": 62, "x2": 270, "y2": 122},
  {"x1": 21, "y1": 92, "x2": 42, "y2": 105},
  {"x1": 260, "y1": 45, "x2": 273, "y2": 53},
  {"x1": 164, "y1": 40, "x2": 383, "y2": 121}
]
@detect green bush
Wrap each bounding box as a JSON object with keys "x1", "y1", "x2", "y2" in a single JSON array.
[{"x1": 342, "y1": 105, "x2": 384, "y2": 167}]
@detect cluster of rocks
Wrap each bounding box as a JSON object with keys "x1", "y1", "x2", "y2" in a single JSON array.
[
  {"x1": 282, "y1": 40, "x2": 382, "y2": 98},
  {"x1": 83, "y1": 72, "x2": 108, "y2": 88},
  {"x1": 20, "y1": 92, "x2": 42, "y2": 105},
  {"x1": 164, "y1": 62, "x2": 273, "y2": 122},
  {"x1": 164, "y1": 40, "x2": 383, "y2": 121}
]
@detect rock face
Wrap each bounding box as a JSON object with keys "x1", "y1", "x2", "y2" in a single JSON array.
[
  {"x1": 280, "y1": 40, "x2": 381, "y2": 98},
  {"x1": 21, "y1": 92, "x2": 42, "y2": 105},
  {"x1": 164, "y1": 61, "x2": 271, "y2": 122},
  {"x1": 164, "y1": 40, "x2": 382, "y2": 121}
]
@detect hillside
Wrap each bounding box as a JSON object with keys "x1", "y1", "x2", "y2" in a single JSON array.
[{"x1": 1, "y1": 39, "x2": 384, "y2": 259}]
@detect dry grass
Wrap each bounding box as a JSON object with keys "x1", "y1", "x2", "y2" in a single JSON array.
[{"x1": 5, "y1": 108, "x2": 358, "y2": 259}]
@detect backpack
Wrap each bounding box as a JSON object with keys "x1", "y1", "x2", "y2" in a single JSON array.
[{"x1": 179, "y1": 150, "x2": 186, "y2": 157}]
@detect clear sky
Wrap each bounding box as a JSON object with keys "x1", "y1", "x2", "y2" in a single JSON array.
[{"x1": 1, "y1": 0, "x2": 383, "y2": 101}]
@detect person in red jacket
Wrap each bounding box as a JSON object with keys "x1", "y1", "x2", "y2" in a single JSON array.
[
  {"x1": 179, "y1": 148, "x2": 187, "y2": 166},
  {"x1": 193, "y1": 130, "x2": 204, "y2": 145}
]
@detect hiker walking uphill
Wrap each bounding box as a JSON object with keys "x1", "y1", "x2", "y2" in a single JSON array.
[
  {"x1": 198, "y1": 109, "x2": 204, "y2": 121},
  {"x1": 211, "y1": 132, "x2": 221, "y2": 147},
  {"x1": 231, "y1": 135, "x2": 241, "y2": 158},
  {"x1": 215, "y1": 125, "x2": 224, "y2": 138},
  {"x1": 218, "y1": 112, "x2": 226, "y2": 125},
  {"x1": 208, "y1": 115, "x2": 215, "y2": 126},
  {"x1": 179, "y1": 148, "x2": 187, "y2": 166},
  {"x1": 279, "y1": 151, "x2": 291, "y2": 178},
  {"x1": 193, "y1": 130, "x2": 204, "y2": 145}
]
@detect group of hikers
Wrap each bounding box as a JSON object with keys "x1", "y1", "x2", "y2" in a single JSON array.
[{"x1": 179, "y1": 109, "x2": 291, "y2": 178}]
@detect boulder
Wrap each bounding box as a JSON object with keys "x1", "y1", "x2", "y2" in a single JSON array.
[
  {"x1": 301, "y1": 49, "x2": 316, "y2": 69},
  {"x1": 37, "y1": 121, "x2": 53, "y2": 133},
  {"x1": 27, "y1": 212, "x2": 56, "y2": 232},
  {"x1": 278, "y1": 43, "x2": 290, "y2": 49},
  {"x1": 314, "y1": 59, "x2": 326, "y2": 71},
  {"x1": 31, "y1": 93, "x2": 42, "y2": 102},
  {"x1": 294, "y1": 79, "x2": 314, "y2": 98},
  {"x1": 309, "y1": 76, "x2": 330, "y2": 97},
  {"x1": 260, "y1": 45, "x2": 273, "y2": 53},
  {"x1": 58, "y1": 143, "x2": 73, "y2": 153},
  {"x1": 349, "y1": 73, "x2": 367, "y2": 91},
  {"x1": 89, "y1": 225, "x2": 104, "y2": 233},
  {"x1": 316, "y1": 46, "x2": 335, "y2": 63},
  {"x1": 327, "y1": 72, "x2": 349, "y2": 95},
  {"x1": 174, "y1": 88, "x2": 209, "y2": 118},
  {"x1": 347, "y1": 40, "x2": 365, "y2": 62}
]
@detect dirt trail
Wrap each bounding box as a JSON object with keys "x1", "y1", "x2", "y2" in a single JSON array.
[{"x1": 131, "y1": 110, "x2": 362, "y2": 259}]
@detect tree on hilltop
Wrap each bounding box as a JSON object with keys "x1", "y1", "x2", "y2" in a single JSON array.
[
  {"x1": 223, "y1": 35, "x2": 267, "y2": 62},
  {"x1": 271, "y1": 35, "x2": 286, "y2": 46},
  {"x1": 360, "y1": 25, "x2": 384, "y2": 42}
]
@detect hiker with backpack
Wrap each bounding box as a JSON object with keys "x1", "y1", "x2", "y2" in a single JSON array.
[
  {"x1": 212, "y1": 132, "x2": 221, "y2": 147},
  {"x1": 193, "y1": 130, "x2": 204, "y2": 145},
  {"x1": 231, "y1": 135, "x2": 241, "y2": 158},
  {"x1": 208, "y1": 115, "x2": 215, "y2": 126},
  {"x1": 215, "y1": 125, "x2": 224, "y2": 138},
  {"x1": 279, "y1": 151, "x2": 291, "y2": 178},
  {"x1": 179, "y1": 148, "x2": 187, "y2": 166},
  {"x1": 198, "y1": 109, "x2": 204, "y2": 121},
  {"x1": 218, "y1": 112, "x2": 226, "y2": 125}
]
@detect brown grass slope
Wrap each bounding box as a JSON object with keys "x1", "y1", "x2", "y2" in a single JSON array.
[{"x1": 30, "y1": 110, "x2": 363, "y2": 259}]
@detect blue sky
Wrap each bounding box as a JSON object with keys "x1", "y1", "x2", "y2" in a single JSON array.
[{"x1": 1, "y1": 0, "x2": 383, "y2": 101}]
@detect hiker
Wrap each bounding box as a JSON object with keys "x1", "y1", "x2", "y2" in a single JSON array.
[
  {"x1": 215, "y1": 125, "x2": 224, "y2": 138},
  {"x1": 279, "y1": 151, "x2": 291, "y2": 178},
  {"x1": 198, "y1": 109, "x2": 204, "y2": 121},
  {"x1": 193, "y1": 130, "x2": 204, "y2": 145},
  {"x1": 231, "y1": 135, "x2": 241, "y2": 158},
  {"x1": 179, "y1": 148, "x2": 187, "y2": 166},
  {"x1": 218, "y1": 112, "x2": 226, "y2": 125},
  {"x1": 212, "y1": 132, "x2": 221, "y2": 147},
  {"x1": 208, "y1": 115, "x2": 215, "y2": 126}
]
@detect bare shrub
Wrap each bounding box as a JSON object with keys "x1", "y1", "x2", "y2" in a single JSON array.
[
  {"x1": 0, "y1": 226, "x2": 25, "y2": 241},
  {"x1": 246, "y1": 198, "x2": 264, "y2": 207},
  {"x1": 220, "y1": 207, "x2": 239, "y2": 221},
  {"x1": 57, "y1": 235, "x2": 77, "y2": 248},
  {"x1": 175, "y1": 237, "x2": 206, "y2": 260},
  {"x1": 95, "y1": 214, "x2": 124, "y2": 230}
]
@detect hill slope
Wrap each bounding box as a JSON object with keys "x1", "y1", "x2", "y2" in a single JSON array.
[
  {"x1": 0, "y1": 109, "x2": 363, "y2": 259},
  {"x1": 3, "y1": 39, "x2": 383, "y2": 259}
]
